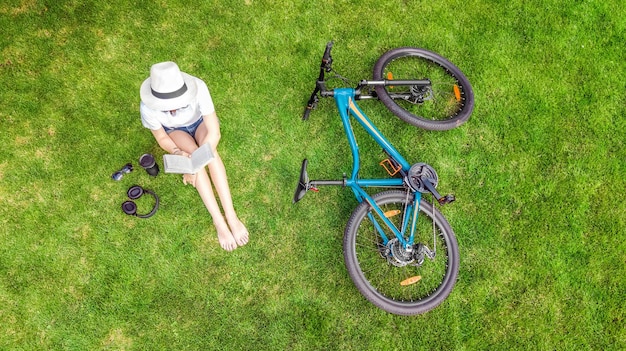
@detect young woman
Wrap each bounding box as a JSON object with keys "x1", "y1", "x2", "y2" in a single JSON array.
[{"x1": 140, "y1": 61, "x2": 248, "y2": 251}]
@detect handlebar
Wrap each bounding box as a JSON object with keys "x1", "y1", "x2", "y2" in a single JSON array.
[
  {"x1": 302, "y1": 42, "x2": 430, "y2": 120},
  {"x1": 303, "y1": 41, "x2": 334, "y2": 120}
]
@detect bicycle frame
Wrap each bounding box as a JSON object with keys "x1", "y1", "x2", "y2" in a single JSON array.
[
  {"x1": 294, "y1": 41, "x2": 462, "y2": 316},
  {"x1": 309, "y1": 88, "x2": 422, "y2": 249},
  {"x1": 296, "y1": 41, "x2": 455, "y2": 250}
]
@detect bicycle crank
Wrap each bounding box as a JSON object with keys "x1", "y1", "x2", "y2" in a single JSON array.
[{"x1": 407, "y1": 163, "x2": 455, "y2": 205}]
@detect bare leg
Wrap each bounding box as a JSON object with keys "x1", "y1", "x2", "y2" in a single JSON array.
[
  {"x1": 207, "y1": 151, "x2": 249, "y2": 246},
  {"x1": 168, "y1": 131, "x2": 237, "y2": 251},
  {"x1": 195, "y1": 120, "x2": 249, "y2": 246}
]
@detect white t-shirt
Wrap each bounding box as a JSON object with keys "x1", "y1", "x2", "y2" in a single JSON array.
[{"x1": 140, "y1": 77, "x2": 215, "y2": 130}]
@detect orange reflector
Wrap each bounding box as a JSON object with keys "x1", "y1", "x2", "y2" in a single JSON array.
[
  {"x1": 400, "y1": 276, "x2": 422, "y2": 286},
  {"x1": 453, "y1": 84, "x2": 461, "y2": 101},
  {"x1": 386, "y1": 72, "x2": 395, "y2": 89},
  {"x1": 384, "y1": 210, "x2": 401, "y2": 218}
]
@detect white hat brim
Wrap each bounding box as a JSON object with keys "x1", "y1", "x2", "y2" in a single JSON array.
[{"x1": 140, "y1": 72, "x2": 198, "y2": 111}]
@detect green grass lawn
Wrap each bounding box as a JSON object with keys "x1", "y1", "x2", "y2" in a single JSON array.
[{"x1": 1, "y1": 0, "x2": 625, "y2": 349}]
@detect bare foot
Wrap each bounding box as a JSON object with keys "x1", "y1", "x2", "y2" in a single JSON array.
[
  {"x1": 215, "y1": 221, "x2": 237, "y2": 252},
  {"x1": 227, "y1": 216, "x2": 249, "y2": 247}
]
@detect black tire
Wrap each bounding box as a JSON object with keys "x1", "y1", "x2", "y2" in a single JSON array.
[
  {"x1": 343, "y1": 190, "x2": 459, "y2": 315},
  {"x1": 373, "y1": 47, "x2": 474, "y2": 131}
]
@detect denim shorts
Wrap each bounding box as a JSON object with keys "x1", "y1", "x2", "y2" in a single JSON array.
[{"x1": 163, "y1": 117, "x2": 204, "y2": 138}]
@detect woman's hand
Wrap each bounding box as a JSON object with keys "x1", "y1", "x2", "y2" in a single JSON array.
[
  {"x1": 183, "y1": 173, "x2": 197, "y2": 187},
  {"x1": 176, "y1": 149, "x2": 196, "y2": 186},
  {"x1": 173, "y1": 148, "x2": 190, "y2": 157}
]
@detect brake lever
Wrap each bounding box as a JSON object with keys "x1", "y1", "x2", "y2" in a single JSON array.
[
  {"x1": 322, "y1": 41, "x2": 334, "y2": 72},
  {"x1": 303, "y1": 92, "x2": 319, "y2": 120}
]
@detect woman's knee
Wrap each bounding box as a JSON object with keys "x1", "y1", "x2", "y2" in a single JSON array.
[{"x1": 169, "y1": 131, "x2": 200, "y2": 153}]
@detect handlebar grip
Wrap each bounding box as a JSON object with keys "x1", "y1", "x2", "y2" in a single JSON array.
[
  {"x1": 303, "y1": 106, "x2": 312, "y2": 120},
  {"x1": 323, "y1": 41, "x2": 334, "y2": 61},
  {"x1": 302, "y1": 90, "x2": 319, "y2": 121},
  {"x1": 321, "y1": 41, "x2": 334, "y2": 71}
]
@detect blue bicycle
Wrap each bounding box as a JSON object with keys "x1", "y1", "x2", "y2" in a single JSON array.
[{"x1": 293, "y1": 42, "x2": 474, "y2": 315}]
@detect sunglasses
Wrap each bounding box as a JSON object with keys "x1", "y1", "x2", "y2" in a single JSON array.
[
  {"x1": 163, "y1": 104, "x2": 191, "y2": 114},
  {"x1": 111, "y1": 163, "x2": 133, "y2": 181}
]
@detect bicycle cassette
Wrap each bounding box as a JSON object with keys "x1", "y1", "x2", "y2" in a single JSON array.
[{"x1": 407, "y1": 163, "x2": 438, "y2": 193}]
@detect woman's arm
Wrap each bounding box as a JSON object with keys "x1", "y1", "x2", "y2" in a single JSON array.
[
  {"x1": 150, "y1": 128, "x2": 185, "y2": 155},
  {"x1": 199, "y1": 111, "x2": 221, "y2": 152}
]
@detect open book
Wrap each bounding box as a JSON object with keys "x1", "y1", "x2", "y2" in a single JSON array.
[{"x1": 163, "y1": 143, "x2": 214, "y2": 174}]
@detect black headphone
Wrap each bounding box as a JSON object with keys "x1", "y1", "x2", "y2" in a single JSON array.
[{"x1": 121, "y1": 185, "x2": 159, "y2": 218}]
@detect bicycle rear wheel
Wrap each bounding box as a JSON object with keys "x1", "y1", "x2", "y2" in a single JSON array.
[
  {"x1": 373, "y1": 47, "x2": 474, "y2": 130},
  {"x1": 343, "y1": 190, "x2": 459, "y2": 315}
]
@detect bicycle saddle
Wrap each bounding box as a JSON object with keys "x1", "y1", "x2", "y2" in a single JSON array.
[{"x1": 293, "y1": 159, "x2": 310, "y2": 203}]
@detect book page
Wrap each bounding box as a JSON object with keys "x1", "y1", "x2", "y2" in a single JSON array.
[
  {"x1": 163, "y1": 143, "x2": 214, "y2": 174},
  {"x1": 190, "y1": 143, "x2": 214, "y2": 172},
  {"x1": 163, "y1": 154, "x2": 193, "y2": 174}
]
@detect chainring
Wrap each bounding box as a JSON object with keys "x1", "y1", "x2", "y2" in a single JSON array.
[{"x1": 407, "y1": 163, "x2": 439, "y2": 193}]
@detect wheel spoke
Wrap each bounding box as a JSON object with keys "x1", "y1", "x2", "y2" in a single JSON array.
[
  {"x1": 372, "y1": 47, "x2": 474, "y2": 130},
  {"x1": 344, "y1": 190, "x2": 459, "y2": 315}
]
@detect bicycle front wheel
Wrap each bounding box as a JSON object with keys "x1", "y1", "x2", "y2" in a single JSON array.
[
  {"x1": 373, "y1": 47, "x2": 474, "y2": 130},
  {"x1": 343, "y1": 190, "x2": 459, "y2": 315}
]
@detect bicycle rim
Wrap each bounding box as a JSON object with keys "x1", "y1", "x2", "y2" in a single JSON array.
[
  {"x1": 373, "y1": 47, "x2": 474, "y2": 131},
  {"x1": 343, "y1": 190, "x2": 459, "y2": 315}
]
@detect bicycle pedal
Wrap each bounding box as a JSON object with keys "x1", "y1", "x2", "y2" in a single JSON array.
[
  {"x1": 437, "y1": 194, "x2": 456, "y2": 205},
  {"x1": 380, "y1": 159, "x2": 401, "y2": 176}
]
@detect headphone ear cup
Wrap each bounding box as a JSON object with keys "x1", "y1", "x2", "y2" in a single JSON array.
[
  {"x1": 122, "y1": 185, "x2": 159, "y2": 218},
  {"x1": 127, "y1": 185, "x2": 144, "y2": 200},
  {"x1": 122, "y1": 200, "x2": 137, "y2": 216}
]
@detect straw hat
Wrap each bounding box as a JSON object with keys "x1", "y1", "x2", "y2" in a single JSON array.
[{"x1": 140, "y1": 62, "x2": 197, "y2": 111}]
